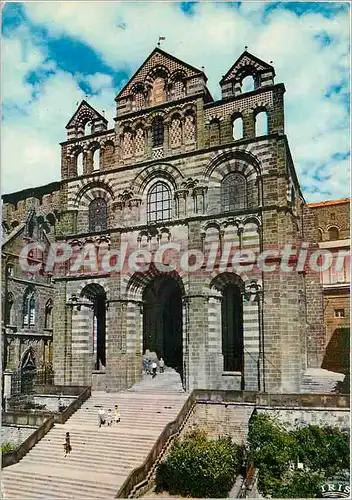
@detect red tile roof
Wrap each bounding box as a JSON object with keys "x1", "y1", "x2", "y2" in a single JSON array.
[{"x1": 307, "y1": 198, "x2": 350, "y2": 208}]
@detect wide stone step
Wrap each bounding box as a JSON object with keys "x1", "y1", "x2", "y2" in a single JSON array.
[
  {"x1": 35, "y1": 436, "x2": 154, "y2": 451},
  {"x1": 2, "y1": 469, "x2": 120, "y2": 493},
  {"x1": 2, "y1": 390, "x2": 188, "y2": 500},
  {"x1": 15, "y1": 456, "x2": 141, "y2": 475},
  {"x1": 27, "y1": 448, "x2": 149, "y2": 463},
  {"x1": 28, "y1": 446, "x2": 149, "y2": 461}
]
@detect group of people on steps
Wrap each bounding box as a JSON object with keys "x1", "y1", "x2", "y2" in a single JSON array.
[{"x1": 62, "y1": 405, "x2": 121, "y2": 457}]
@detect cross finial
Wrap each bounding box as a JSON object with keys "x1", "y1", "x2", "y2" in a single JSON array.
[{"x1": 157, "y1": 36, "x2": 166, "y2": 47}]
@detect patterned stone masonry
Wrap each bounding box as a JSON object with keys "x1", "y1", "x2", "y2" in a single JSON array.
[{"x1": 2, "y1": 47, "x2": 331, "y2": 395}]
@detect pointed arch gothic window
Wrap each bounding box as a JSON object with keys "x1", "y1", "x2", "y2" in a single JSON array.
[
  {"x1": 45, "y1": 299, "x2": 53, "y2": 329},
  {"x1": 5, "y1": 292, "x2": 14, "y2": 325},
  {"x1": 89, "y1": 198, "x2": 108, "y2": 232},
  {"x1": 23, "y1": 287, "x2": 36, "y2": 327},
  {"x1": 147, "y1": 181, "x2": 172, "y2": 222},
  {"x1": 221, "y1": 172, "x2": 247, "y2": 212}
]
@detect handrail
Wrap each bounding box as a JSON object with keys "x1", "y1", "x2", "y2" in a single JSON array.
[{"x1": 116, "y1": 391, "x2": 197, "y2": 499}]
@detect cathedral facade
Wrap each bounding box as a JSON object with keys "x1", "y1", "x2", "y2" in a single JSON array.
[{"x1": 2, "y1": 48, "x2": 326, "y2": 393}]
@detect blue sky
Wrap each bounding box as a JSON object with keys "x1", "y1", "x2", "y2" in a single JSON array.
[{"x1": 1, "y1": 1, "x2": 350, "y2": 201}]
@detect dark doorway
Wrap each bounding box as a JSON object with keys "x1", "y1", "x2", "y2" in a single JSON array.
[
  {"x1": 222, "y1": 283, "x2": 244, "y2": 373},
  {"x1": 143, "y1": 276, "x2": 183, "y2": 378},
  {"x1": 21, "y1": 347, "x2": 36, "y2": 393},
  {"x1": 81, "y1": 284, "x2": 106, "y2": 370}
]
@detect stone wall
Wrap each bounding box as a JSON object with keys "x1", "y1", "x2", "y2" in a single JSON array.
[
  {"x1": 255, "y1": 406, "x2": 350, "y2": 431},
  {"x1": 2, "y1": 425, "x2": 37, "y2": 448},
  {"x1": 183, "y1": 399, "x2": 350, "y2": 444}
]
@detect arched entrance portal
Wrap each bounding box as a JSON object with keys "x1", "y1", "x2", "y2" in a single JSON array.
[
  {"x1": 143, "y1": 276, "x2": 183, "y2": 379},
  {"x1": 81, "y1": 284, "x2": 107, "y2": 371}
]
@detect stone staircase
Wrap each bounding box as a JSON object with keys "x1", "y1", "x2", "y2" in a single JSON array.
[
  {"x1": 1, "y1": 389, "x2": 188, "y2": 500},
  {"x1": 301, "y1": 368, "x2": 346, "y2": 394}
]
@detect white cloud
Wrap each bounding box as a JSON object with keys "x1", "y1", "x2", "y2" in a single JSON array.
[{"x1": 1, "y1": 2, "x2": 350, "y2": 202}]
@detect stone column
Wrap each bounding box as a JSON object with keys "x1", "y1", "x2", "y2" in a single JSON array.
[
  {"x1": 53, "y1": 281, "x2": 68, "y2": 385},
  {"x1": 175, "y1": 189, "x2": 188, "y2": 218},
  {"x1": 193, "y1": 186, "x2": 207, "y2": 215},
  {"x1": 184, "y1": 295, "x2": 208, "y2": 391},
  {"x1": 243, "y1": 293, "x2": 261, "y2": 391},
  {"x1": 206, "y1": 293, "x2": 223, "y2": 388},
  {"x1": 71, "y1": 303, "x2": 92, "y2": 386}
]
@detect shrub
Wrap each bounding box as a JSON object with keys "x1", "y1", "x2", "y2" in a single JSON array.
[
  {"x1": 248, "y1": 412, "x2": 350, "y2": 498},
  {"x1": 155, "y1": 430, "x2": 244, "y2": 498},
  {"x1": 1, "y1": 442, "x2": 15, "y2": 454}
]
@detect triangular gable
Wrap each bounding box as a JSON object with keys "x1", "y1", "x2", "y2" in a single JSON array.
[
  {"x1": 2, "y1": 222, "x2": 25, "y2": 248},
  {"x1": 116, "y1": 47, "x2": 204, "y2": 99},
  {"x1": 66, "y1": 100, "x2": 107, "y2": 129},
  {"x1": 221, "y1": 51, "x2": 275, "y2": 83}
]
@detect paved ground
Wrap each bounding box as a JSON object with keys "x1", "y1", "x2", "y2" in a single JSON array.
[{"x1": 127, "y1": 367, "x2": 184, "y2": 393}]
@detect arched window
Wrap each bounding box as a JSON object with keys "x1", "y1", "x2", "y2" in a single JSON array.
[
  {"x1": 45, "y1": 299, "x2": 53, "y2": 329},
  {"x1": 147, "y1": 181, "x2": 172, "y2": 222},
  {"x1": 232, "y1": 115, "x2": 244, "y2": 140},
  {"x1": 255, "y1": 111, "x2": 269, "y2": 136},
  {"x1": 152, "y1": 116, "x2": 164, "y2": 147},
  {"x1": 318, "y1": 229, "x2": 323, "y2": 242},
  {"x1": 329, "y1": 227, "x2": 339, "y2": 241},
  {"x1": 89, "y1": 198, "x2": 108, "y2": 232},
  {"x1": 151, "y1": 77, "x2": 166, "y2": 106},
  {"x1": 222, "y1": 283, "x2": 243, "y2": 372},
  {"x1": 241, "y1": 75, "x2": 255, "y2": 93},
  {"x1": 23, "y1": 288, "x2": 35, "y2": 327},
  {"x1": 209, "y1": 118, "x2": 220, "y2": 146},
  {"x1": 5, "y1": 292, "x2": 14, "y2": 325},
  {"x1": 221, "y1": 172, "x2": 247, "y2": 212},
  {"x1": 92, "y1": 149, "x2": 100, "y2": 171},
  {"x1": 77, "y1": 152, "x2": 84, "y2": 176}
]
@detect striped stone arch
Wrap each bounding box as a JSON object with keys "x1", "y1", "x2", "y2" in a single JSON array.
[
  {"x1": 205, "y1": 114, "x2": 223, "y2": 125},
  {"x1": 122, "y1": 263, "x2": 187, "y2": 301},
  {"x1": 204, "y1": 150, "x2": 261, "y2": 182},
  {"x1": 169, "y1": 69, "x2": 187, "y2": 82},
  {"x1": 131, "y1": 163, "x2": 184, "y2": 194},
  {"x1": 243, "y1": 215, "x2": 261, "y2": 228},
  {"x1": 182, "y1": 104, "x2": 196, "y2": 116},
  {"x1": 146, "y1": 109, "x2": 166, "y2": 127},
  {"x1": 71, "y1": 279, "x2": 110, "y2": 300},
  {"x1": 251, "y1": 102, "x2": 270, "y2": 115},
  {"x1": 144, "y1": 65, "x2": 170, "y2": 87},
  {"x1": 165, "y1": 106, "x2": 183, "y2": 122},
  {"x1": 73, "y1": 179, "x2": 115, "y2": 209},
  {"x1": 101, "y1": 138, "x2": 115, "y2": 148},
  {"x1": 201, "y1": 220, "x2": 222, "y2": 234},
  {"x1": 87, "y1": 139, "x2": 101, "y2": 151},
  {"x1": 209, "y1": 272, "x2": 245, "y2": 293}
]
